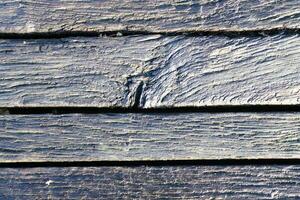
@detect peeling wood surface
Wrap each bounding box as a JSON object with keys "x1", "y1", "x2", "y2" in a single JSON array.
[
  {"x1": 1, "y1": 165, "x2": 300, "y2": 199},
  {"x1": 1, "y1": 113, "x2": 300, "y2": 162},
  {"x1": 0, "y1": 0, "x2": 300, "y2": 33},
  {"x1": 1, "y1": 34, "x2": 300, "y2": 107},
  {"x1": 0, "y1": 35, "x2": 159, "y2": 107}
]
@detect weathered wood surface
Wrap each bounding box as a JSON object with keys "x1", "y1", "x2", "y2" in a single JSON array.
[
  {"x1": 0, "y1": 35, "x2": 159, "y2": 107},
  {"x1": 1, "y1": 113, "x2": 300, "y2": 162},
  {"x1": 142, "y1": 34, "x2": 300, "y2": 107},
  {"x1": 0, "y1": 165, "x2": 299, "y2": 199},
  {"x1": 0, "y1": 0, "x2": 300, "y2": 33},
  {"x1": 1, "y1": 34, "x2": 300, "y2": 107}
]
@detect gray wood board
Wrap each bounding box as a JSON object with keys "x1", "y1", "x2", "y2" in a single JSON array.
[
  {"x1": 1, "y1": 113, "x2": 299, "y2": 162},
  {"x1": 0, "y1": 35, "x2": 160, "y2": 107},
  {"x1": 141, "y1": 34, "x2": 300, "y2": 108},
  {"x1": 0, "y1": 0, "x2": 300, "y2": 33},
  {"x1": 1, "y1": 34, "x2": 300, "y2": 107},
  {"x1": 0, "y1": 165, "x2": 299, "y2": 199}
]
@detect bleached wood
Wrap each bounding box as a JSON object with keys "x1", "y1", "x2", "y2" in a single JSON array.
[
  {"x1": 1, "y1": 34, "x2": 300, "y2": 107},
  {"x1": 142, "y1": 34, "x2": 300, "y2": 107},
  {"x1": 0, "y1": 35, "x2": 160, "y2": 107},
  {"x1": 1, "y1": 113, "x2": 299, "y2": 162},
  {"x1": 0, "y1": 165, "x2": 299, "y2": 199},
  {"x1": 0, "y1": 0, "x2": 299, "y2": 33}
]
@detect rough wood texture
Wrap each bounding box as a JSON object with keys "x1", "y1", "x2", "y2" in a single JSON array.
[
  {"x1": 142, "y1": 34, "x2": 300, "y2": 108},
  {"x1": 0, "y1": 0, "x2": 299, "y2": 33},
  {"x1": 1, "y1": 34, "x2": 300, "y2": 107},
  {"x1": 0, "y1": 165, "x2": 299, "y2": 199},
  {"x1": 1, "y1": 113, "x2": 300, "y2": 162},
  {"x1": 0, "y1": 35, "x2": 159, "y2": 107}
]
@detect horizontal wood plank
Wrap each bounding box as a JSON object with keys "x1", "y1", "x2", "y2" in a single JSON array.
[
  {"x1": 0, "y1": 0, "x2": 299, "y2": 33},
  {"x1": 1, "y1": 34, "x2": 300, "y2": 107},
  {"x1": 1, "y1": 113, "x2": 299, "y2": 162},
  {"x1": 0, "y1": 165, "x2": 299, "y2": 199},
  {"x1": 0, "y1": 35, "x2": 160, "y2": 107},
  {"x1": 142, "y1": 34, "x2": 300, "y2": 107}
]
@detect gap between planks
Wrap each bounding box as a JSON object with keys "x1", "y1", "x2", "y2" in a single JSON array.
[
  {"x1": 1, "y1": 159, "x2": 300, "y2": 168},
  {"x1": 3, "y1": 105, "x2": 300, "y2": 115},
  {"x1": 0, "y1": 29, "x2": 300, "y2": 39}
]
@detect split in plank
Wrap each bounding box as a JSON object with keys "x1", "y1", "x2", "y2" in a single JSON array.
[
  {"x1": 1, "y1": 34, "x2": 300, "y2": 107},
  {"x1": 1, "y1": 113, "x2": 299, "y2": 162},
  {"x1": 0, "y1": 1, "x2": 300, "y2": 33},
  {"x1": 0, "y1": 165, "x2": 299, "y2": 199}
]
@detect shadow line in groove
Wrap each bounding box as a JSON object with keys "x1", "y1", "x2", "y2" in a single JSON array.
[
  {"x1": 0, "y1": 159, "x2": 299, "y2": 168},
  {"x1": 0, "y1": 28, "x2": 300, "y2": 39},
  {"x1": 2, "y1": 105, "x2": 300, "y2": 115}
]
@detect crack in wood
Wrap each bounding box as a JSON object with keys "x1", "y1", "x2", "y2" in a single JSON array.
[{"x1": 132, "y1": 81, "x2": 144, "y2": 109}]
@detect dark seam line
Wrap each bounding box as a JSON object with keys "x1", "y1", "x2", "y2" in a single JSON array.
[
  {"x1": 0, "y1": 28, "x2": 299, "y2": 39},
  {"x1": 2, "y1": 105, "x2": 300, "y2": 115},
  {"x1": 0, "y1": 159, "x2": 299, "y2": 168}
]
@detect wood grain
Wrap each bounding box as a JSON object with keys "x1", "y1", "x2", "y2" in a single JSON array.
[
  {"x1": 1, "y1": 113, "x2": 299, "y2": 162},
  {"x1": 0, "y1": 165, "x2": 299, "y2": 199},
  {"x1": 1, "y1": 34, "x2": 300, "y2": 107},
  {"x1": 0, "y1": 0, "x2": 300, "y2": 33},
  {"x1": 0, "y1": 35, "x2": 160, "y2": 107},
  {"x1": 142, "y1": 34, "x2": 300, "y2": 108}
]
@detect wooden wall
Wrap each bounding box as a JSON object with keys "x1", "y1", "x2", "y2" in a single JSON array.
[{"x1": 0, "y1": 0, "x2": 300, "y2": 199}]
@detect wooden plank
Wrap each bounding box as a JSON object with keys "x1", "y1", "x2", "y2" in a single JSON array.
[
  {"x1": 1, "y1": 113, "x2": 300, "y2": 162},
  {"x1": 0, "y1": 0, "x2": 300, "y2": 33},
  {"x1": 2, "y1": 34, "x2": 300, "y2": 107},
  {"x1": 142, "y1": 34, "x2": 300, "y2": 108},
  {"x1": 0, "y1": 35, "x2": 160, "y2": 107},
  {"x1": 0, "y1": 165, "x2": 299, "y2": 199}
]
